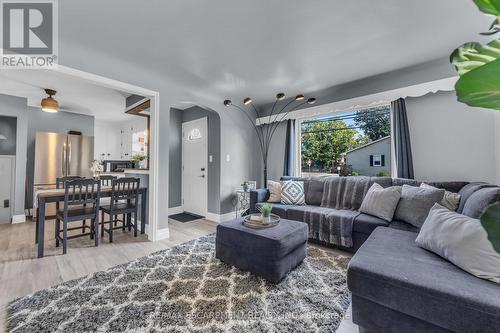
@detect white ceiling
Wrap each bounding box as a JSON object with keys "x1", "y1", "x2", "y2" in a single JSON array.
[
  {"x1": 59, "y1": 0, "x2": 492, "y2": 106},
  {"x1": 0, "y1": 70, "x2": 133, "y2": 121}
]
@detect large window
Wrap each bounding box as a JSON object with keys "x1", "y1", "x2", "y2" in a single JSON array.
[{"x1": 300, "y1": 105, "x2": 391, "y2": 178}]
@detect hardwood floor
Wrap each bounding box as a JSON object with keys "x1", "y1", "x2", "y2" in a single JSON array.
[{"x1": 0, "y1": 218, "x2": 357, "y2": 333}]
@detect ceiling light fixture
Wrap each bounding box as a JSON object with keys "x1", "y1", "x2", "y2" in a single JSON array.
[
  {"x1": 295, "y1": 94, "x2": 305, "y2": 101},
  {"x1": 41, "y1": 89, "x2": 59, "y2": 113},
  {"x1": 243, "y1": 97, "x2": 253, "y2": 105}
]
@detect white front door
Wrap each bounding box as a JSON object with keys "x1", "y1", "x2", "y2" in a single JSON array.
[
  {"x1": 182, "y1": 117, "x2": 208, "y2": 216},
  {"x1": 0, "y1": 156, "x2": 14, "y2": 223}
]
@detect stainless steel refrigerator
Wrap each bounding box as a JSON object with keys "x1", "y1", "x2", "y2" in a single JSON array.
[{"x1": 33, "y1": 132, "x2": 94, "y2": 215}]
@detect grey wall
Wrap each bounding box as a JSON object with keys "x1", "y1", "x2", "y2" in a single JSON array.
[
  {"x1": 265, "y1": 121, "x2": 287, "y2": 182},
  {"x1": 169, "y1": 106, "x2": 222, "y2": 214},
  {"x1": 169, "y1": 108, "x2": 183, "y2": 208},
  {"x1": 406, "y1": 91, "x2": 497, "y2": 183},
  {"x1": 25, "y1": 107, "x2": 94, "y2": 208},
  {"x1": 345, "y1": 137, "x2": 391, "y2": 176},
  {"x1": 0, "y1": 116, "x2": 17, "y2": 155},
  {"x1": 0, "y1": 94, "x2": 28, "y2": 218}
]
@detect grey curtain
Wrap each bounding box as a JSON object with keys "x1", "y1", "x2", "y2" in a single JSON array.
[
  {"x1": 283, "y1": 119, "x2": 295, "y2": 176},
  {"x1": 391, "y1": 98, "x2": 414, "y2": 179}
]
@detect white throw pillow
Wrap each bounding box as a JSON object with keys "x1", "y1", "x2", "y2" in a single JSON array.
[
  {"x1": 359, "y1": 183, "x2": 402, "y2": 222},
  {"x1": 267, "y1": 180, "x2": 282, "y2": 203},
  {"x1": 281, "y1": 181, "x2": 305, "y2": 205},
  {"x1": 420, "y1": 183, "x2": 461, "y2": 211},
  {"x1": 416, "y1": 203, "x2": 500, "y2": 284}
]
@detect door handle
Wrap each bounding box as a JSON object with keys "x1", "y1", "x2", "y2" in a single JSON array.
[
  {"x1": 62, "y1": 142, "x2": 67, "y2": 176},
  {"x1": 201, "y1": 168, "x2": 205, "y2": 171},
  {"x1": 200, "y1": 175, "x2": 205, "y2": 178}
]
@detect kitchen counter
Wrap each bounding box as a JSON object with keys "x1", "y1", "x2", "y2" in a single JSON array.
[{"x1": 123, "y1": 168, "x2": 149, "y2": 175}]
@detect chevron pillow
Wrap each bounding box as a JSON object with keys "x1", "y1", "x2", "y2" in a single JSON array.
[{"x1": 281, "y1": 180, "x2": 306, "y2": 205}]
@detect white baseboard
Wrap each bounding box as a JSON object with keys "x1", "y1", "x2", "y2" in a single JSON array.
[
  {"x1": 168, "y1": 206, "x2": 183, "y2": 215},
  {"x1": 12, "y1": 214, "x2": 26, "y2": 224},
  {"x1": 156, "y1": 227, "x2": 170, "y2": 240},
  {"x1": 205, "y1": 211, "x2": 240, "y2": 223}
]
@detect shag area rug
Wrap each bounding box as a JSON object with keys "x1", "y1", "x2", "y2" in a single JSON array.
[{"x1": 7, "y1": 234, "x2": 351, "y2": 332}]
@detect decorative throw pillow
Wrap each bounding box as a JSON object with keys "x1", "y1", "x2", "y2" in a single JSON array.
[
  {"x1": 359, "y1": 183, "x2": 402, "y2": 222},
  {"x1": 416, "y1": 203, "x2": 500, "y2": 283},
  {"x1": 267, "y1": 180, "x2": 282, "y2": 203},
  {"x1": 420, "y1": 183, "x2": 461, "y2": 211},
  {"x1": 281, "y1": 181, "x2": 305, "y2": 205},
  {"x1": 394, "y1": 185, "x2": 445, "y2": 228}
]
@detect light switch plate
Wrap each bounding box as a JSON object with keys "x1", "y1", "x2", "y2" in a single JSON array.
[
  {"x1": 226, "y1": 154, "x2": 230, "y2": 162},
  {"x1": 209, "y1": 155, "x2": 213, "y2": 163}
]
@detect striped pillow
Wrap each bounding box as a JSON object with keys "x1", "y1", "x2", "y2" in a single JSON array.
[{"x1": 281, "y1": 181, "x2": 305, "y2": 205}]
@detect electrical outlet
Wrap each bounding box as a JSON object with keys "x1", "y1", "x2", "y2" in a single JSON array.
[{"x1": 4, "y1": 199, "x2": 9, "y2": 208}]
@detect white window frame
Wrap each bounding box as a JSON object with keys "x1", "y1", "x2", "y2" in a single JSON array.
[
  {"x1": 294, "y1": 104, "x2": 392, "y2": 177},
  {"x1": 373, "y1": 154, "x2": 382, "y2": 167}
]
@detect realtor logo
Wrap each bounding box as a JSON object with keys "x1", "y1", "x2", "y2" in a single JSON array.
[{"x1": 1, "y1": 0, "x2": 58, "y2": 68}]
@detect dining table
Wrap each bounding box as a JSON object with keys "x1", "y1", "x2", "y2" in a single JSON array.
[{"x1": 34, "y1": 186, "x2": 148, "y2": 258}]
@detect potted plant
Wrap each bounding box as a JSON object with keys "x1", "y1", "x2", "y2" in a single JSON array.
[
  {"x1": 450, "y1": 0, "x2": 500, "y2": 253},
  {"x1": 131, "y1": 154, "x2": 146, "y2": 169},
  {"x1": 260, "y1": 203, "x2": 273, "y2": 224}
]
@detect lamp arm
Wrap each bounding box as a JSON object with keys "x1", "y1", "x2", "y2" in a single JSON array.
[
  {"x1": 265, "y1": 98, "x2": 297, "y2": 146},
  {"x1": 264, "y1": 100, "x2": 279, "y2": 147},
  {"x1": 266, "y1": 101, "x2": 308, "y2": 148},
  {"x1": 231, "y1": 104, "x2": 266, "y2": 162}
]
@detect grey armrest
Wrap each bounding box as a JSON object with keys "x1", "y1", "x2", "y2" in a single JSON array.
[{"x1": 249, "y1": 189, "x2": 269, "y2": 214}]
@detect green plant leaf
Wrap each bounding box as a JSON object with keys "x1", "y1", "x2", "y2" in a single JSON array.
[
  {"x1": 480, "y1": 202, "x2": 500, "y2": 253},
  {"x1": 474, "y1": 0, "x2": 500, "y2": 16},
  {"x1": 455, "y1": 58, "x2": 500, "y2": 109},
  {"x1": 450, "y1": 40, "x2": 500, "y2": 75}
]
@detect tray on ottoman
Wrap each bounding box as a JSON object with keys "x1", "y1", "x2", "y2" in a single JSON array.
[{"x1": 215, "y1": 217, "x2": 308, "y2": 283}]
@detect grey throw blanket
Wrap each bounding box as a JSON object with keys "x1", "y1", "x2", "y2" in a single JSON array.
[{"x1": 302, "y1": 177, "x2": 374, "y2": 248}]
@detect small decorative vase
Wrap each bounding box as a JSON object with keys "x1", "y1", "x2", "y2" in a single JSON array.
[{"x1": 262, "y1": 213, "x2": 271, "y2": 224}]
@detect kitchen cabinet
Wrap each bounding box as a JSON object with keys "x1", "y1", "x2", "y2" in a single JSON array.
[{"x1": 94, "y1": 121, "x2": 122, "y2": 160}]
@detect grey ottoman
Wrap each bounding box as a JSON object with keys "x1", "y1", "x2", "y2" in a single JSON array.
[{"x1": 216, "y1": 218, "x2": 308, "y2": 283}]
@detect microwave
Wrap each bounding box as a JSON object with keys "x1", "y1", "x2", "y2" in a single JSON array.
[{"x1": 104, "y1": 160, "x2": 134, "y2": 172}]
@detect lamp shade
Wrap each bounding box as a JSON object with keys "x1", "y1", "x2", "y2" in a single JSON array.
[{"x1": 41, "y1": 89, "x2": 59, "y2": 113}]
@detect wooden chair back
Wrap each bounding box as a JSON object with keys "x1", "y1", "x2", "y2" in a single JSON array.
[
  {"x1": 63, "y1": 178, "x2": 101, "y2": 210},
  {"x1": 56, "y1": 176, "x2": 83, "y2": 189},
  {"x1": 99, "y1": 175, "x2": 117, "y2": 187},
  {"x1": 111, "y1": 177, "x2": 140, "y2": 206}
]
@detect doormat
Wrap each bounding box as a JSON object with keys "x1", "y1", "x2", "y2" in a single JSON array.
[{"x1": 169, "y1": 212, "x2": 205, "y2": 223}]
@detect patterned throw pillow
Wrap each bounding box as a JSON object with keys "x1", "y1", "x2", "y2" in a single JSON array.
[
  {"x1": 281, "y1": 181, "x2": 306, "y2": 205},
  {"x1": 267, "y1": 180, "x2": 282, "y2": 203}
]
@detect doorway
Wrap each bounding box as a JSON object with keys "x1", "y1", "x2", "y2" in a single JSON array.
[
  {"x1": 0, "y1": 156, "x2": 15, "y2": 223},
  {"x1": 182, "y1": 117, "x2": 208, "y2": 217}
]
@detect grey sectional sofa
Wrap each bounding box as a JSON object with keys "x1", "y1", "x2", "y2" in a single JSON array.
[
  {"x1": 250, "y1": 176, "x2": 470, "y2": 252},
  {"x1": 250, "y1": 176, "x2": 500, "y2": 332}
]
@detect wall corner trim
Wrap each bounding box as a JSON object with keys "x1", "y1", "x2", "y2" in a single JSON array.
[
  {"x1": 205, "y1": 211, "x2": 239, "y2": 224},
  {"x1": 12, "y1": 214, "x2": 26, "y2": 224},
  {"x1": 156, "y1": 227, "x2": 170, "y2": 241}
]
